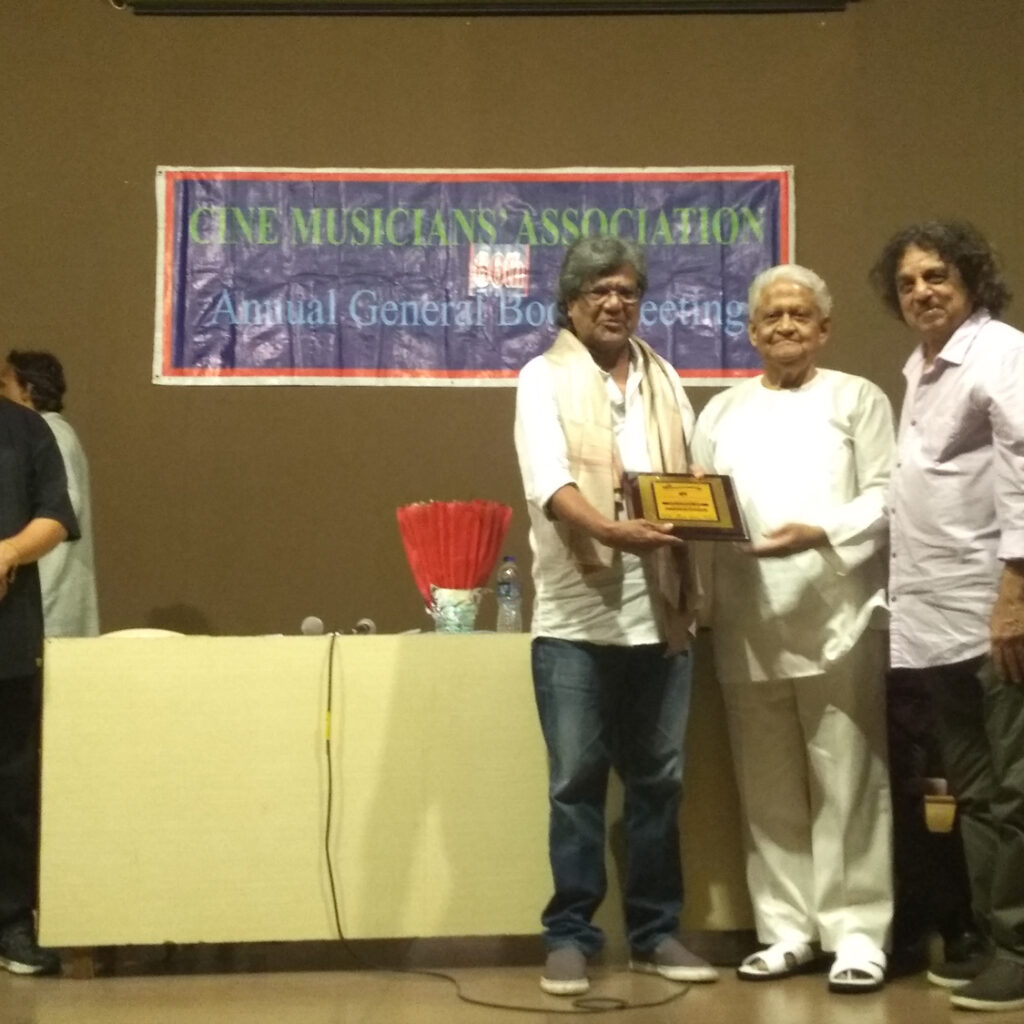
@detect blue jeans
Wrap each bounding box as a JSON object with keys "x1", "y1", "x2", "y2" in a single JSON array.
[{"x1": 531, "y1": 637, "x2": 692, "y2": 956}]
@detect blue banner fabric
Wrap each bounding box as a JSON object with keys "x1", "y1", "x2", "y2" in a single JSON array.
[{"x1": 154, "y1": 167, "x2": 793, "y2": 386}]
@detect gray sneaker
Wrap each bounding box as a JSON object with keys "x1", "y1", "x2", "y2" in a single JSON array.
[
  {"x1": 927, "y1": 949, "x2": 993, "y2": 989},
  {"x1": 540, "y1": 945, "x2": 589, "y2": 996},
  {"x1": 0, "y1": 920, "x2": 60, "y2": 977},
  {"x1": 950, "y1": 958, "x2": 1024, "y2": 1011},
  {"x1": 630, "y1": 936, "x2": 719, "y2": 983}
]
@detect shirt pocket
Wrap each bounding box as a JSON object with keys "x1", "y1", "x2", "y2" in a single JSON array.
[{"x1": 922, "y1": 408, "x2": 989, "y2": 466}]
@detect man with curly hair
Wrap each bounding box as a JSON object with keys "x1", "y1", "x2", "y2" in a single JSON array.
[{"x1": 871, "y1": 221, "x2": 1024, "y2": 1011}]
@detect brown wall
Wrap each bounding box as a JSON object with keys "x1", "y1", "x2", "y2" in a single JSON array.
[{"x1": 1, "y1": 0, "x2": 1021, "y2": 635}]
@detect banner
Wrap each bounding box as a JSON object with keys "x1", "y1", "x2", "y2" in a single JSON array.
[{"x1": 154, "y1": 167, "x2": 793, "y2": 386}]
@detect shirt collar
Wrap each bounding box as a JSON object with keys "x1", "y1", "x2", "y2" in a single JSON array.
[
  {"x1": 595, "y1": 338, "x2": 642, "y2": 386},
  {"x1": 902, "y1": 308, "x2": 992, "y2": 379}
]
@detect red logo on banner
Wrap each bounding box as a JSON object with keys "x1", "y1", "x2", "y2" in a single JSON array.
[{"x1": 470, "y1": 245, "x2": 530, "y2": 295}]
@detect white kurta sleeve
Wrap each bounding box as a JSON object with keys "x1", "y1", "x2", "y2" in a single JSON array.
[{"x1": 818, "y1": 379, "x2": 896, "y2": 574}]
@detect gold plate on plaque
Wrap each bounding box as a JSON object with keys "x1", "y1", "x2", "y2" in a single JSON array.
[{"x1": 622, "y1": 472, "x2": 748, "y2": 541}]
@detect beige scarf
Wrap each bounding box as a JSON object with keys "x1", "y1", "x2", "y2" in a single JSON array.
[{"x1": 543, "y1": 328, "x2": 695, "y2": 651}]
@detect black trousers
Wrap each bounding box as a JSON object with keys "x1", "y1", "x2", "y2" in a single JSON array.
[
  {"x1": 891, "y1": 658, "x2": 1024, "y2": 960},
  {"x1": 0, "y1": 673, "x2": 42, "y2": 927},
  {"x1": 887, "y1": 666, "x2": 974, "y2": 951}
]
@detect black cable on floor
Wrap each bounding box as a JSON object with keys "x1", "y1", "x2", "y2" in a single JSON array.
[
  {"x1": 332, "y1": 947, "x2": 692, "y2": 1016},
  {"x1": 322, "y1": 630, "x2": 344, "y2": 942},
  {"x1": 321, "y1": 633, "x2": 692, "y2": 1014}
]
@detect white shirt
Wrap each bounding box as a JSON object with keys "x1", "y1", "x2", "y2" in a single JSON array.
[
  {"x1": 692, "y1": 369, "x2": 894, "y2": 682},
  {"x1": 39, "y1": 412, "x2": 99, "y2": 637},
  {"x1": 514, "y1": 341, "x2": 695, "y2": 644},
  {"x1": 890, "y1": 311, "x2": 1024, "y2": 668}
]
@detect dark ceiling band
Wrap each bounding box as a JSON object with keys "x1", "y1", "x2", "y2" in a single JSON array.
[{"x1": 119, "y1": 0, "x2": 859, "y2": 15}]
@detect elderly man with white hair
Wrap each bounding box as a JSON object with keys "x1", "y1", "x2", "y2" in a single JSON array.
[{"x1": 692, "y1": 264, "x2": 895, "y2": 993}]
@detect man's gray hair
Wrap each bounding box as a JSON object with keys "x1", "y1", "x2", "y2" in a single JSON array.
[
  {"x1": 555, "y1": 235, "x2": 648, "y2": 328},
  {"x1": 748, "y1": 264, "x2": 833, "y2": 319}
]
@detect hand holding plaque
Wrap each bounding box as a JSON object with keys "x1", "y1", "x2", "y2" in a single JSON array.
[{"x1": 622, "y1": 472, "x2": 748, "y2": 541}]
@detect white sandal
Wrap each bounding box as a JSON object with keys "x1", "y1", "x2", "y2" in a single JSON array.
[
  {"x1": 828, "y1": 937, "x2": 887, "y2": 994},
  {"x1": 737, "y1": 940, "x2": 815, "y2": 981}
]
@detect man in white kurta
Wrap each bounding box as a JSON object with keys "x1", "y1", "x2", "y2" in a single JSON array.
[
  {"x1": 38, "y1": 411, "x2": 98, "y2": 636},
  {"x1": 692, "y1": 265, "x2": 895, "y2": 992}
]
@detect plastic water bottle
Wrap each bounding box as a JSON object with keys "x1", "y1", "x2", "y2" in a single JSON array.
[{"x1": 495, "y1": 555, "x2": 523, "y2": 633}]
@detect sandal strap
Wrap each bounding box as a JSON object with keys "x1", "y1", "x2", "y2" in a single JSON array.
[
  {"x1": 741, "y1": 941, "x2": 813, "y2": 975},
  {"x1": 829, "y1": 939, "x2": 886, "y2": 983}
]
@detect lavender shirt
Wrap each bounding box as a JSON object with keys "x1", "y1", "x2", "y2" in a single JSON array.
[{"x1": 889, "y1": 311, "x2": 1024, "y2": 668}]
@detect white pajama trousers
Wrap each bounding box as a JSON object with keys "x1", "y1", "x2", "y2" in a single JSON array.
[{"x1": 720, "y1": 634, "x2": 893, "y2": 952}]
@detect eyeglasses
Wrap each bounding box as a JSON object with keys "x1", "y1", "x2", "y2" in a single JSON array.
[{"x1": 579, "y1": 285, "x2": 641, "y2": 307}]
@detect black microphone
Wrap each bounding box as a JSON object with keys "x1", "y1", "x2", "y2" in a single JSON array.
[{"x1": 352, "y1": 618, "x2": 376, "y2": 635}]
